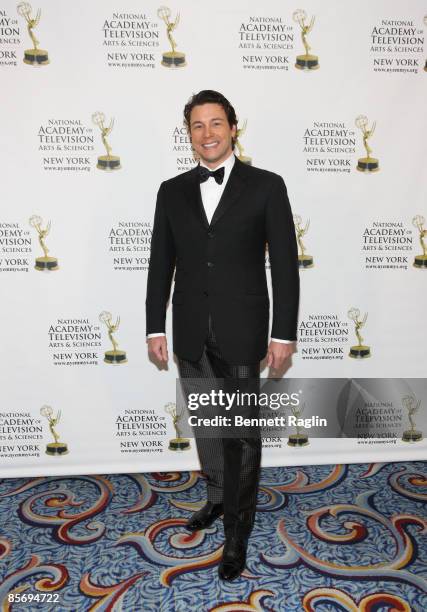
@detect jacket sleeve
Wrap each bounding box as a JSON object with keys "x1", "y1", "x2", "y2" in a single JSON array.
[
  {"x1": 145, "y1": 182, "x2": 176, "y2": 335},
  {"x1": 265, "y1": 174, "x2": 300, "y2": 341}
]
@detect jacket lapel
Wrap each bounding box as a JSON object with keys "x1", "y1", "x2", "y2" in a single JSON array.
[
  {"x1": 210, "y1": 157, "x2": 247, "y2": 227},
  {"x1": 183, "y1": 166, "x2": 209, "y2": 229}
]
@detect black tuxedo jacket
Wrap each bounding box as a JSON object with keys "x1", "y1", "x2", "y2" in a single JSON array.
[{"x1": 146, "y1": 157, "x2": 299, "y2": 364}]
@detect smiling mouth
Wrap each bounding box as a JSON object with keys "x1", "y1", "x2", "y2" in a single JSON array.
[{"x1": 202, "y1": 141, "x2": 219, "y2": 149}]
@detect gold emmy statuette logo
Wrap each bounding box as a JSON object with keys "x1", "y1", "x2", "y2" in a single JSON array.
[
  {"x1": 348, "y1": 307, "x2": 371, "y2": 359},
  {"x1": 287, "y1": 403, "x2": 309, "y2": 447},
  {"x1": 165, "y1": 402, "x2": 190, "y2": 451},
  {"x1": 412, "y1": 215, "x2": 427, "y2": 268},
  {"x1": 401, "y1": 395, "x2": 423, "y2": 442},
  {"x1": 17, "y1": 2, "x2": 49, "y2": 65},
  {"x1": 424, "y1": 17, "x2": 427, "y2": 72},
  {"x1": 99, "y1": 311, "x2": 128, "y2": 364},
  {"x1": 157, "y1": 6, "x2": 186, "y2": 68},
  {"x1": 355, "y1": 115, "x2": 379, "y2": 173},
  {"x1": 29, "y1": 215, "x2": 59, "y2": 271},
  {"x1": 294, "y1": 215, "x2": 314, "y2": 269},
  {"x1": 293, "y1": 9, "x2": 319, "y2": 70},
  {"x1": 40, "y1": 405, "x2": 69, "y2": 456},
  {"x1": 92, "y1": 112, "x2": 121, "y2": 171},
  {"x1": 236, "y1": 120, "x2": 252, "y2": 166}
]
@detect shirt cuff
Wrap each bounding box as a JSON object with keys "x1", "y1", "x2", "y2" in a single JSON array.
[
  {"x1": 271, "y1": 338, "x2": 294, "y2": 344},
  {"x1": 147, "y1": 333, "x2": 166, "y2": 340}
]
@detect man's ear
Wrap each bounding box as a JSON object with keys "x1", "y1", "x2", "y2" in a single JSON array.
[
  {"x1": 231, "y1": 124, "x2": 237, "y2": 145},
  {"x1": 185, "y1": 123, "x2": 192, "y2": 142}
]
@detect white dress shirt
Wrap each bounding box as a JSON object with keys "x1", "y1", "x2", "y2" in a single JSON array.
[
  {"x1": 147, "y1": 152, "x2": 292, "y2": 344},
  {"x1": 199, "y1": 151, "x2": 235, "y2": 223}
]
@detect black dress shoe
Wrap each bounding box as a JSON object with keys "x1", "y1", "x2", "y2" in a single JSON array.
[
  {"x1": 218, "y1": 535, "x2": 248, "y2": 581},
  {"x1": 185, "y1": 502, "x2": 223, "y2": 532}
]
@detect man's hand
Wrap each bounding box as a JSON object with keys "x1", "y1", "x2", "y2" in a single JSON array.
[
  {"x1": 267, "y1": 340, "x2": 294, "y2": 370},
  {"x1": 147, "y1": 336, "x2": 169, "y2": 363}
]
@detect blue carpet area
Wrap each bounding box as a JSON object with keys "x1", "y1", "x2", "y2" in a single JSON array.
[{"x1": 0, "y1": 461, "x2": 426, "y2": 611}]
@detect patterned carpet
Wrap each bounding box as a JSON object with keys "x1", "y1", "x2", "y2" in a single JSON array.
[{"x1": 0, "y1": 461, "x2": 426, "y2": 611}]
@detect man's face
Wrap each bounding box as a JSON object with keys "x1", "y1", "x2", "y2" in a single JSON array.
[{"x1": 189, "y1": 103, "x2": 237, "y2": 169}]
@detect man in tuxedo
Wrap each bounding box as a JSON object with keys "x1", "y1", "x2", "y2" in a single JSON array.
[{"x1": 146, "y1": 90, "x2": 299, "y2": 580}]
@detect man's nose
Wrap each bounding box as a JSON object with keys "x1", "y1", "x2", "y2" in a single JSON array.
[{"x1": 203, "y1": 125, "x2": 213, "y2": 138}]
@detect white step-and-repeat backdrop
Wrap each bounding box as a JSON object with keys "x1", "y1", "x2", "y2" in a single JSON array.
[{"x1": 1, "y1": 0, "x2": 426, "y2": 477}]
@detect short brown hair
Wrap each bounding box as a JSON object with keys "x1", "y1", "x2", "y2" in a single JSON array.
[{"x1": 183, "y1": 90, "x2": 238, "y2": 147}]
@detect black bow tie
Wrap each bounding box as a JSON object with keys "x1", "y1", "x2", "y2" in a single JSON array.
[{"x1": 198, "y1": 165, "x2": 225, "y2": 185}]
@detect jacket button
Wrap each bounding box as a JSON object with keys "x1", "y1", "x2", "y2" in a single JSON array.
[
  {"x1": 207, "y1": 231, "x2": 214, "y2": 238},
  {"x1": 203, "y1": 291, "x2": 209, "y2": 296},
  {"x1": 207, "y1": 262, "x2": 214, "y2": 268}
]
